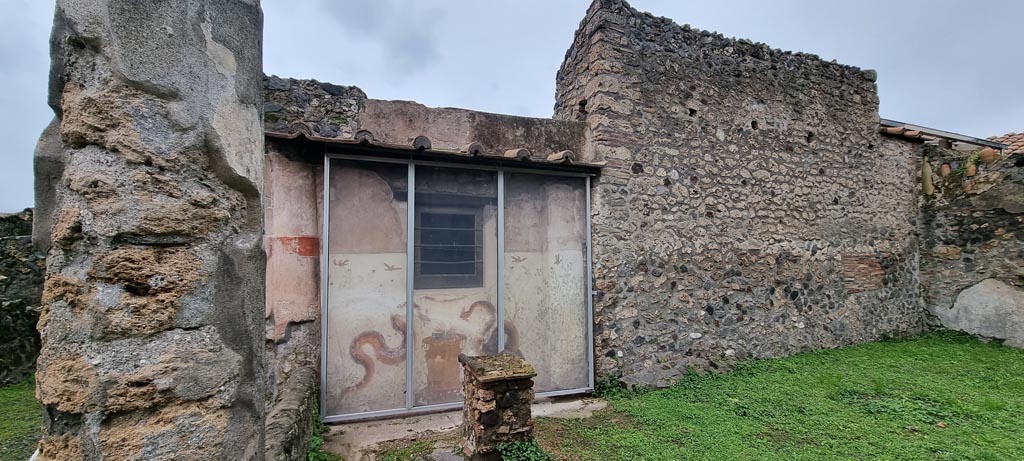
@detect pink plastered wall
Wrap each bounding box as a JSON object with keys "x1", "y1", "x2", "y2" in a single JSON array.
[{"x1": 264, "y1": 148, "x2": 323, "y2": 342}]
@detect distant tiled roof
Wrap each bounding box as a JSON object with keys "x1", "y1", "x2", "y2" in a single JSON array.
[
  {"x1": 879, "y1": 119, "x2": 1007, "y2": 150},
  {"x1": 989, "y1": 132, "x2": 1024, "y2": 154}
]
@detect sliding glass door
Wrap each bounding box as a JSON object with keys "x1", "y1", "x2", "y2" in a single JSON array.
[
  {"x1": 412, "y1": 166, "x2": 499, "y2": 406},
  {"x1": 503, "y1": 173, "x2": 590, "y2": 394},
  {"x1": 324, "y1": 159, "x2": 409, "y2": 416}
]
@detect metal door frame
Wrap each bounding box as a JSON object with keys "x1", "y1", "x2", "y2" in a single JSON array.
[{"x1": 321, "y1": 150, "x2": 595, "y2": 423}]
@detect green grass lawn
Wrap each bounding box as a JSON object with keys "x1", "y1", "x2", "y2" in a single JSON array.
[
  {"x1": 537, "y1": 332, "x2": 1024, "y2": 461},
  {"x1": 0, "y1": 378, "x2": 39, "y2": 461}
]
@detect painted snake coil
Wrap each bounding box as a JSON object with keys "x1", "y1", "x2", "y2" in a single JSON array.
[
  {"x1": 460, "y1": 301, "x2": 522, "y2": 357},
  {"x1": 344, "y1": 300, "x2": 523, "y2": 395},
  {"x1": 344, "y1": 313, "x2": 406, "y2": 394}
]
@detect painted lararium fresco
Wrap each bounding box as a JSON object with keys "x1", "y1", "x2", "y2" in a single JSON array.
[
  {"x1": 323, "y1": 160, "x2": 590, "y2": 417},
  {"x1": 0, "y1": 0, "x2": 1018, "y2": 460}
]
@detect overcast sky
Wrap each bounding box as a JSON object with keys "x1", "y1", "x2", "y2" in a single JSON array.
[{"x1": 1, "y1": 0, "x2": 1021, "y2": 212}]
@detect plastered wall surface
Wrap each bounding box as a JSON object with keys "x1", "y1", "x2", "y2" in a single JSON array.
[{"x1": 320, "y1": 161, "x2": 591, "y2": 417}]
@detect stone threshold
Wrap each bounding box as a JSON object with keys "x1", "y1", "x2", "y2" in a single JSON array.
[{"x1": 323, "y1": 396, "x2": 608, "y2": 461}]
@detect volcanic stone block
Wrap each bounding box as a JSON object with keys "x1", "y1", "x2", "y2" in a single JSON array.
[{"x1": 33, "y1": 0, "x2": 266, "y2": 459}]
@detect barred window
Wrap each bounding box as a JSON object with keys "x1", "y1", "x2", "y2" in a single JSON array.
[{"x1": 414, "y1": 207, "x2": 484, "y2": 289}]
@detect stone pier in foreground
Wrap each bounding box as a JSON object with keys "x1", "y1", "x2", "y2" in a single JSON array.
[
  {"x1": 32, "y1": 0, "x2": 266, "y2": 459},
  {"x1": 459, "y1": 352, "x2": 537, "y2": 460}
]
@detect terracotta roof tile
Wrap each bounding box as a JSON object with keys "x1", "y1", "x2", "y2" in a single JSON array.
[
  {"x1": 263, "y1": 130, "x2": 606, "y2": 171},
  {"x1": 989, "y1": 132, "x2": 1024, "y2": 154}
]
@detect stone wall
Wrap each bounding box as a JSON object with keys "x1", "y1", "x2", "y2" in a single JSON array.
[
  {"x1": 265, "y1": 74, "x2": 585, "y2": 155},
  {"x1": 919, "y1": 146, "x2": 1024, "y2": 346},
  {"x1": 263, "y1": 142, "x2": 322, "y2": 460},
  {"x1": 262, "y1": 76, "x2": 366, "y2": 460},
  {"x1": 264, "y1": 75, "x2": 367, "y2": 140},
  {"x1": 555, "y1": 0, "x2": 926, "y2": 387},
  {"x1": 32, "y1": 1, "x2": 266, "y2": 459},
  {"x1": 0, "y1": 209, "x2": 43, "y2": 385},
  {"x1": 261, "y1": 76, "x2": 588, "y2": 426}
]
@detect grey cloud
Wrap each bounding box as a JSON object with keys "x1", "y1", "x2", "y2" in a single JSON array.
[
  {"x1": 2, "y1": 0, "x2": 1022, "y2": 212},
  {"x1": 324, "y1": 0, "x2": 442, "y2": 75}
]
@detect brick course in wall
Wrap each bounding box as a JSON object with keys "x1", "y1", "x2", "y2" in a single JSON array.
[{"x1": 841, "y1": 254, "x2": 885, "y2": 294}]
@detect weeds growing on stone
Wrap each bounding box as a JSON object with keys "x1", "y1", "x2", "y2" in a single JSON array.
[
  {"x1": 497, "y1": 440, "x2": 553, "y2": 461},
  {"x1": 308, "y1": 403, "x2": 341, "y2": 461},
  {"x1": 378, "y1": 439, "x2": 433, "y2": 461}
]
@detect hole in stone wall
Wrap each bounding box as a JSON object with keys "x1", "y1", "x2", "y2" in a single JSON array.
[
  {"x1": 806, "y1": 131, "x2": 814, "y2": 143},
  {"x1": 575, "y1": 99, "x2": 588, "y2": 121},
  {"x1": 123, "y1": 282, "x2": 150, "y2": 296},
  {"x1": 751, "y1": 120, "x2": 758, "y2": 130},
  {"x1": 688, "y1": 108, "x2": 697, "y2": 117}
]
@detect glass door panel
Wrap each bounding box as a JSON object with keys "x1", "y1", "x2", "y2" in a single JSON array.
[
  {"x1": 503, "y1": 173, "x2": 589, "y2": 393},
  {"x1": 324, "y1": 159, "x2": 409, "y2": 416},
  {"x1": 412, "y1": 166, "x2": 498, "y2": 406}
]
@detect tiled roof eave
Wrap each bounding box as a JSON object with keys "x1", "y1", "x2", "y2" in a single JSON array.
[
  {"x1": 264, "y1": 130, "x2": 606, "y2": 173},
  {"x1": 879, "y1": 119, "x2": 1008, "y2": 150},
  {"x1": 988, "y1": 132, "x2": 1024, "y2": 154}
]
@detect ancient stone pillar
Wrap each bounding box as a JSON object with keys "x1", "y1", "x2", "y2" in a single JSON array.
[
  {"x1": 32, "y1": 1, "x2": 266, "y2": 459},
  {"x1": 459, "y1": 352, "x2": 537, "y2": 460}
]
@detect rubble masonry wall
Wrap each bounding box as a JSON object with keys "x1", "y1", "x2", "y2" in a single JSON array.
[{"x1": 555, "y1": 0, "x2": 927, "y2": 386}]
